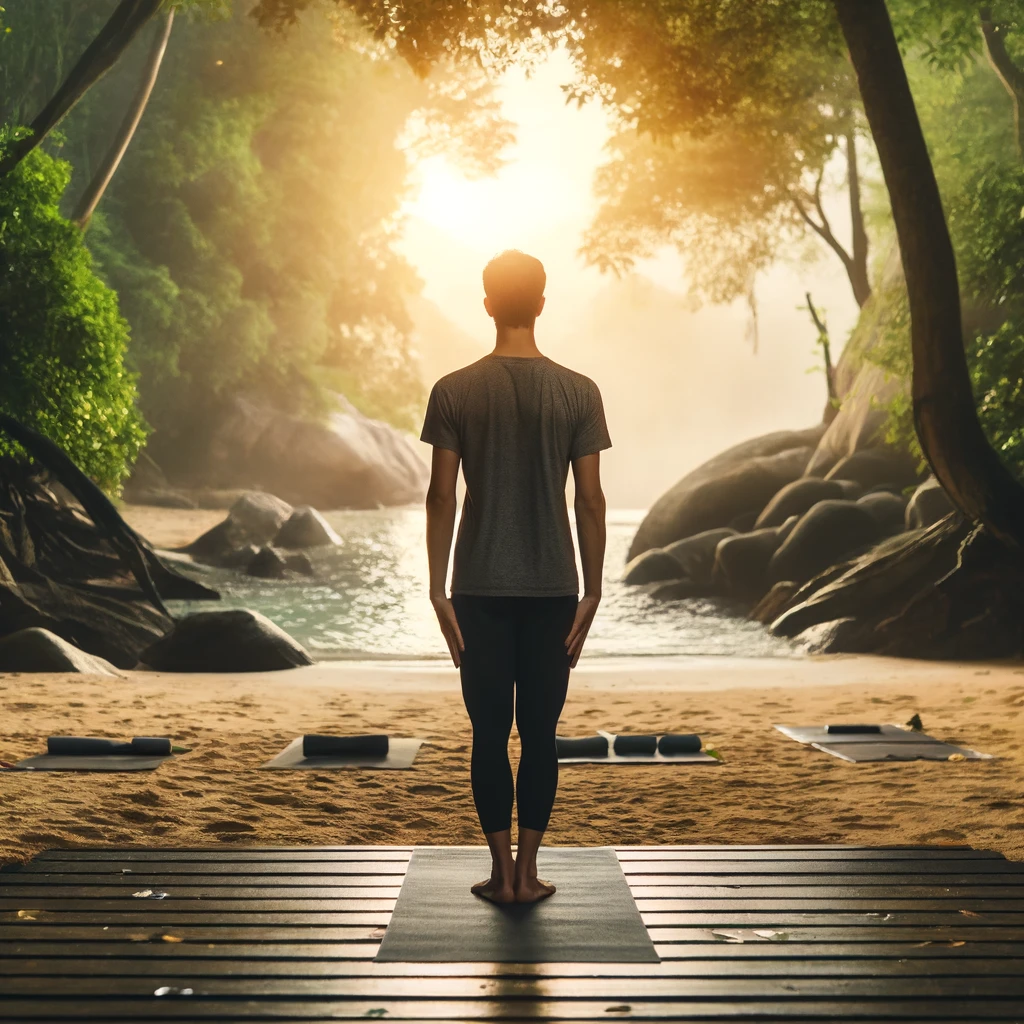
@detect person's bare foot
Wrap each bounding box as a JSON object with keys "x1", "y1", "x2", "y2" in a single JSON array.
[
  {"x1": 514, "y1": 876, "x2": 556, "y2": 903},
  {"x1": 471, "y1": 877, "x2": 516, "y2": 904}
]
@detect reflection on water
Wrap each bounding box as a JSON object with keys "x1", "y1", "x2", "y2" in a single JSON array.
[{"x1": 169, "y1": 508, "x2": 795, "y2": 660}]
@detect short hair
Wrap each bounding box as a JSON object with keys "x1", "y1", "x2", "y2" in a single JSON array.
[{"x1": 482, "y1": 250, "x2": 546, "y2": 328}]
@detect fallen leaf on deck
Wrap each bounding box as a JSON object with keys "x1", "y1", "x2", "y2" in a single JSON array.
[
  {"x1": 132, "y1": 889, "x2": 167, "y2": 899},
  {"x1": 605, "y1": 1007, "x2": 631, "y2": 1014},
  {"x1": 16, "y1": 910, "x2": 39, "y2": 920},
  {"x1": 959, "y1": 909, "x2": 982, "y2": 917},
  {"x1": 154, "y1": 986, "x2": 193, "y2": 997},
  {"x1": 160, "y1": 934, "x2": 184, "y2": 943}
]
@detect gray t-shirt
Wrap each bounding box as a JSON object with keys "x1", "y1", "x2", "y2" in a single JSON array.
[{"x1": 420, "y1": 354, "x2": 611, "y2": 597}]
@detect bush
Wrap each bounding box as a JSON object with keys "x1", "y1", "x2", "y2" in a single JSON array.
[{"x1": 0, "y1": 130, "x2": 147, "y2": 491}]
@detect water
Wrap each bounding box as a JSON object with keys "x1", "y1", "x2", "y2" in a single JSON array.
[{"x1": 169, "y1": 508, "x2": 794, "y2": 660}]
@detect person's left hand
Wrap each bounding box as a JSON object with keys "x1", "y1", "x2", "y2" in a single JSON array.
[
  {"x1": 566, "y1": 594, "x2": 600, "y2": 668},
  {"x1": 431, "y1": 594, "x2": 465, "y2": 668}
]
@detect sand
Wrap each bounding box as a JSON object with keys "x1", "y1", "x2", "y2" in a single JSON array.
[
  {"x1": 2, "y1": 656, "x2": 1023, "y2": 867},
  {"x1": 122, "y1": 502, "x2": 226, "y2": 550}
]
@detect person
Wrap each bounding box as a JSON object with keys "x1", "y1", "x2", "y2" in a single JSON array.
[{"x1": 421, "y1": 249, "x2": 610, "y2": 905}]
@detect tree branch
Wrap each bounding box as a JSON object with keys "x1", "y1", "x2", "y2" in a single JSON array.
[
  {"x1": 73, "y1": 10, "x2": 174, "y2": 228},
  {"x1": 980, "y1": 6, "x2": 1024, "y2": 158},
  {"x1": 0, "y1": 0, "x2": 165, "y2": 177}
]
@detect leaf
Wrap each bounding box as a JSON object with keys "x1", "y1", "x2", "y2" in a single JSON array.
[
  {"x1": 959, "y1": 909, "x2": 982, "y2": 918},
  {"x1": 16, "y1": 910, "x2": 39, "y2": 920},
  {"x1": 160, "y1": 934, "x2": 184, "y2": 942},
  {"x1": 947, "y1": 753, "x2": 967, "y2": 762}
]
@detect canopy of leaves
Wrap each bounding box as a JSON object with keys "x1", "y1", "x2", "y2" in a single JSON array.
[{"x1": 0, "y1": 129, "x2": 147, "y2": 490}]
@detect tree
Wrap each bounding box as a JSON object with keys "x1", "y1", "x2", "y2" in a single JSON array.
[
  {"x1": 833, "y1": 0, "x2": 1024, "y2": 549},
  {"x1": 0, "y1": 131, "x2": 147, "y2": 490}
]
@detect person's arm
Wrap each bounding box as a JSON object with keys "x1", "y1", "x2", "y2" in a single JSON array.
[
  {"x1": 566, "y1": 452, "x2": 606, "y2": 668},
  {"x1": 425, "y1": 445, "x2": 465, "y2": 667}
]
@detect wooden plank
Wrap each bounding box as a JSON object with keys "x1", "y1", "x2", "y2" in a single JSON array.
[
  {"x1": 627, "y1": 884, "x2": 1024, "y2": 898},
  {"x1": 0, "y1": 925, "x2": 384, "y2": 941},
  {"x1": 615, "y1": 849, "x2": 1005, "y2": 861},
  {"x1": 0, "y1": 997, "x2": 1021, "y2": 1019},
  {"x1": 648, "y1": 925, "x2": 1024, "y2": 942},
  {"x1": 3, "y1": 974, "x2": 1024, "y2": 998},
  {"x1": 634, "y1": 898, "x2": 1024, "y2": 912},
  {"x1": 7, "y1": 939, "x2": 1024, "y2": 960},
  {"x1": 618, "y1": 873, "x2": 1024, "y2": 886},
  {"x1": 617, "y1": 861, "x2": 1024, "y2": 875},
  {"x1": 4, "y1": 956, "x2": 1024, "y2": 979}
]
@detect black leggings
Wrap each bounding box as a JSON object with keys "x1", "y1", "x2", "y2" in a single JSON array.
[{"x1": 451, "y1": 594, "x2": 578, "y2": 835}]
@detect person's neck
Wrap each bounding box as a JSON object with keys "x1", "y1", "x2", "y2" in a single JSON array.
[{"x1": 491, "y1": 325, "x2": 543, "y2": 358}]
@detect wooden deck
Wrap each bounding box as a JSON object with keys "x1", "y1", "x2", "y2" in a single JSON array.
[{"x1": 1, "y1": 844, "x2": 1023, "y2": 1020}]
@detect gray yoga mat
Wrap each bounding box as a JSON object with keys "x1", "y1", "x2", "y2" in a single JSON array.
[
  {"x1": 14, "y1": 754, "x2": 170, "y2": 771},
  {"x1": 261, "y1": 736, "x2": 424, "y2": 770},
  {"x1": 558, "y1": 729, "x2": 719, "y2": 765},
  {"x1": 775, "y1": 724, "x2": 992, "y2": 762},
  {"x1": 375, "y1": 847, "x2": 659, "y2": 963}
]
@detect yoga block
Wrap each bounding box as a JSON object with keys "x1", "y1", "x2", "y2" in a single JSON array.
[{"x1": 302, "y1": 734, "x2": 389, "y2": 757}]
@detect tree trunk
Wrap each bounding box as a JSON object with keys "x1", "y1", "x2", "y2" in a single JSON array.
[
  {"x1": 0, "y1": 0, "x2": 165, "y2": 177},
  {"x1": 832, "y1": 0, "x2": 1024, "y2": 551},
  {"x1": 73, "y1": 10, "x2": 174, "y2": 229},
  {"x1": 980, "y1": 6, "x2": 1024, "y2": 160},
  {"x1": 845, "y1": 131, "x2": 871, "y2": 307}
]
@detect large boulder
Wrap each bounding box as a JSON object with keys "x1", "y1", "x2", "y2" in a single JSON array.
[
  {"x1": 628, "y1": 426, "x2": 823, "y2": 559},
  {"x1": 229, "y1": 492, "x2": 294, "y2": 542},
  {"x1": 622, "y1": 549, "x2": 685, "y2": 585},
  {"x1": 754, "y1": 478, "x2": 846, "y2": 529},
  {"x1": 274, "y1": 507, "x2": 342, "y2": 548},
  {"x1": 712, "y1": 516, "x2": 798, "y2": 599},
  {"x1": 140, "y1": 610, "x2": 314, "y2": 672},
  {"x1": 181, "y1": 491, "x2": 294, "y2": 566},
  {"x1": 200, "y1": 394, "x2": 428, "y2": 509},
  {"x1": 823, "y1": 447, "x2": 920, "y2": 491},
  {"x1": 767, "y1": 500, "x2": 884, "y2": 586},
  {"x1": 856, "y1": 490, "x2": 908, "y2": 533},
  {"x1": 0, "y1": 628, "x2": 121, "y2": 676},
  {"x1": 246, "y1": 546, "x2": 290, "y2": 579},
  {"x1": 906, "y1": 477, "x2": 955, "y2": 530},
  {"x1": 663, "y1": 528, "x2": 736, "y2": 586}
]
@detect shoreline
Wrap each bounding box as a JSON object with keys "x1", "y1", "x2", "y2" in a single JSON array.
[{"x1": 2, "y1": 655, "x2": 1023, "y2": 868}]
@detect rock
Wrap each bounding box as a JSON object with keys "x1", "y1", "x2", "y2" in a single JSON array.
[
  {"x1": 622, "y1": 549, "x2": 685, "y2": 585},
  {"x1": 122, "y1": 451, "x2": 198, "y2": 509},
  {"x1": 728, "y1": 511, "x2": 758, "y2": 532},
  {"x1": 0, "y1": 628, "x2": 121, "y2": 676},
  {"x1": 663, "y1": 528, "x2": 736, "y2": 586},
  {"x1": 712, "y1": 518, "x2": 797, "y2": 599},
  {"x1": 833, "y1": 479, "x2": 864, "y2": 499},
  {"x1": 181, "y1": 491, "x2": 294, "y2": 567},
  {"x1": 284, "y1": 552, "x2": 315, "y2": 576},
  {"x1": 767, "y1": 500, "x2": 884, "y2": 586},
  {"x1": 229, "y1": 492, "x2": 294, "y2": 544},
  {"x1": 823, "y1": 447, "x2": 921, "y2": 491},
  {"x1": 649, "y1": 579, "x2": 710, "y2": 602},
  {"x1": 140, "y1": 610, "x2": 314, "y2": 672},
  {"x1": 906, "y1": 477, "x2": 955, "y2": 530},
  {"x1": 628, "y1": 426, "x2": 824, "y2": 559},
  {"x1": 856, "y1": 490, "x2": 907, "y2": 532},
  {"x1": 754, "y1": 478, "x2": 846, "y2": 529},
  {"x1": 246, "y1": 546, "x2": 290, "y2": 579},
  {"x1": 274, "y1": 507, "x2": 341, "y2": 548},
  {"x1": 198, "y1": 394, "x2": 429, "y2": 509},
  {"x1": 749, "y1": 581, "x2": 802, "y2": 625}
]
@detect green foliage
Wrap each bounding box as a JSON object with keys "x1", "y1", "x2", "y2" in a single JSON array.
[{"x1": 0, "y1": 129, "x2": 147, "y2": 490}]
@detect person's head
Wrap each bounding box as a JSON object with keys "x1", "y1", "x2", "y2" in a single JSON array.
[{"x1": 482, "y1": 250, "x2": 546, "y2": 328}]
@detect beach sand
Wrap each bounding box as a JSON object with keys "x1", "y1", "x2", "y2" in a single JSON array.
[
  {"x1": 2, "y1": 503, "x2": 1021, "y2": 867},
  {"x1": 2, "y1": 656, "x2": 1023, "y2": 866}
]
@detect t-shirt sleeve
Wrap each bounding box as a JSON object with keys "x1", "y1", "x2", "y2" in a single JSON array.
[
  {"x1": 571, "y1": 379, "x2": 612, "y2": 460},
  {"x1": 419, "y1": 380, "x2": 461, "y2": 453}
]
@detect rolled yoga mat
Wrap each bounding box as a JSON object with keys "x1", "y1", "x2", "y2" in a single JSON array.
[
  {"x1": 302, "y1": 734, "x2": 389, "y2": 758},
  {"x1": 555, "y1": 735, "x2": 608, "y2": 758},
  {"x1": 261, "y1": 736, "x2": 423, "y2": 770},
  {"x1": 613, "y1": 734, "x2": 657, "y2": 756},
  {"x1": 825, "y1": 724, "x2": 882, "y2": 735},
  {"x1": 47, "y1": 736, "x2": 172, "y2": 756},
  {"x1": 657, "y1": 733, "x2": 702, "y2": 755}
]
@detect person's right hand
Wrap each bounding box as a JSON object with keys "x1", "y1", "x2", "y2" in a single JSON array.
[
  {"x1": 566, "y1": 594, "x2": 600, "y2": 668},
  {"x1": 431, "y1": 594, "x2": 465, "y2": 668}
]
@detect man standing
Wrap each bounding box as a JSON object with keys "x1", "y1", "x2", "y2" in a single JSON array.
[{"x1": 421, "y1": 250, "x2": 610, "y2": 904}]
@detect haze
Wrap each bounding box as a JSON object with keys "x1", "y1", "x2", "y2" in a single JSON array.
[{"x1": 399, "y1": 50, "x2": 861, "y2": 508}]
